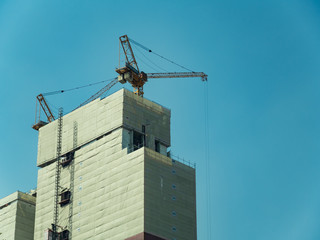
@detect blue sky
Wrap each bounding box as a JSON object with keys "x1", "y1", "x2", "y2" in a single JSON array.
[{"x1": 0, "y1": 0, "x2": 320, "y2": 239}]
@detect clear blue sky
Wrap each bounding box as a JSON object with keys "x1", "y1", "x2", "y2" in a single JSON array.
[{"x1": 1, "y1": 1, "x2": 319, "y2": 239}]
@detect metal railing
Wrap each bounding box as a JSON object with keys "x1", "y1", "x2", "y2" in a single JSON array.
[
  {"x1": 127, "y1": 144, "x2": 196, "y2": 169},
  {"x1": 170, "y1": 153, "x2": 196, "y2": 169}
]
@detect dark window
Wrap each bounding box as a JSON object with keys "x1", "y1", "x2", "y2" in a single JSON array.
[
  {"x1": 59, "y1": 229, "x2": 69, "y2": 240},
  {"x1": 59, "y1": 191, "x2": 71, "y2": 207},
  {"x1": 155, "y1": 140, "x2": 160, "y2": 153},
  {"x1": 133, "y1": 131, "x2": 143, "y2": 151}
]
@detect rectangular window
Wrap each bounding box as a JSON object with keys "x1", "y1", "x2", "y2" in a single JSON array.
[
  {"x1": 59, "y1": 191, "x2": 71, "y2": 207},
  {"x1": 155, "y1": 140, "x2": 160, "y2": 153},
  {"x1": 59, "y1": 229, "x2": 69, "y2": 240},
  {"x1": 133, "y1": 131, "x2": 144, "y2": 151}
]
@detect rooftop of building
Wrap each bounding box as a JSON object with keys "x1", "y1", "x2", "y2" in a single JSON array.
[{"x1": 0, "y1": 190, "x2": 36, "y2": 210}]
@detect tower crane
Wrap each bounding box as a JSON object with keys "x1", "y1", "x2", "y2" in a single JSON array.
[
  {"x1": 32, "y1": 35, "x2": 207, "y2": 130},
  {"x1": 115, "y1": 35, "x2": 207, "y2": 97}
]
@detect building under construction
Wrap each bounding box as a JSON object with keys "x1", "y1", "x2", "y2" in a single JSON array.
[
  {"x1": 33, "y1": 89, "x2": 197, "y2": 239},
  {"x1": 0, "y1": 35, "x2": 203, "y2": 239},
  {"x1": 0, "y1": 191, "x2": 36, "y2": 240}
]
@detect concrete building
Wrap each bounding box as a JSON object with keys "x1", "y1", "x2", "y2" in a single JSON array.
[
  {"x1": 34, "y1": 89, "x2": 196, "y2": 240},
  {"x1": 0, "y1": 191, "x2": 36, "y2": 240}
]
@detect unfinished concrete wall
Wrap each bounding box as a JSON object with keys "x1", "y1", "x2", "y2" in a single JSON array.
[
  {"x1": 0, "y1": 191, "x2": 36, "y2": 240},
  {"x1": 122, "y1": 90, "x2": 171, "y2": 149},
  {"x1": 0, "y1": 192, "x2": 17, "y2": 239},
  {"x1": 34, "y1": 89, "x2": 197, "y2": 239},
  {"x1": 37, "y1": 89, "x2": 170, "y2": 167},
  {"x1": 34, "y1": 129, "x2": 145, "y2": 240},
  {"x1": 15, "y1": 192, "x2": 36, "y2": 239},
  {"x1": 144, "y1": 148, "x2": 197, "y2": 240},
  {"x1": 37, "y1": 89, "x2": 124, "y2": 167}
]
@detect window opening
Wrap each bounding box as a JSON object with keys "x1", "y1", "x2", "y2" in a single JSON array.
[
  {"x1": 172, "y1": 184, "x2": 176, "y2": 189},
  {"x1": 133, "y1": 131, "x2": 144, "y2": 151},
  {"x1": 59, "y1": 190, "x2": 71, "y2": 207},
  {"x1": 155, "y1": 140, "x2": 160, "y2": 153},
  {"x1": 59, "y1": 229, "x2": 69, "y2": 240},
  {"x1": 172, "y1": 211, "x2": 177, "y2": 216}
]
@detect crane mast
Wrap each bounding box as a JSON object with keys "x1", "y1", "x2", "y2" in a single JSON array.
[{"x1": 119, "y1": 35, "x2": 139, "y2": 72}]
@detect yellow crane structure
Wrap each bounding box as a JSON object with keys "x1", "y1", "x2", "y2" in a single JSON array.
[
  {"x1": 32, "y1": 34, "x2": 207, "y2": 130},
  {"x1": 32, "y1": 94, "x2": 55, "y2": 130},
  {"x1": 115, "y1": 35, "x2": 207, "y2": 97}
]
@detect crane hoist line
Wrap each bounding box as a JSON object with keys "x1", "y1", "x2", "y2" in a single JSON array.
[{"x1": 32, "y1": 34, "x2": 207, "y2": 131}]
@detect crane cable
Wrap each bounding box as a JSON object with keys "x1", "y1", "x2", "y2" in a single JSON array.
[
  {"x1": 132, "y1": 44, "x2": 169, "y2": 72},
  {"x1": 42, "y1": 78, "x2": 116, "y2": 96},
  {"x1": 128, "y1": 37, "x2": 195, "y2": 73},
  {"x1": 204, "y1": 80, "x2": 212, "y2": 239},
  {"x1": 131, "y1": 36, "x2": 211, "y2": 238}
]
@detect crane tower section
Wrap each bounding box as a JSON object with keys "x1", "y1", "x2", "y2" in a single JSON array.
[{"x1": 116, "y1": 35, "x2": 147, "y2": 96}]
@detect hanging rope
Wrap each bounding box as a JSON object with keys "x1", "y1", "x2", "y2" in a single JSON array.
[
  {"x1": 42, "y1": 78, "x2": 116, "y2": 96},
  {"x1": 204, "y1": 81, "x2": 212, "y2": 239},
  {"x1": 132, "y1": 44, "x2": 169, "y2": 72}
]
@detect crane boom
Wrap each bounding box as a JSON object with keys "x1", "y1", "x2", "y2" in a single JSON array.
[
  {"x1": 147, "y1": 72, "x2": 208, "y2": 81},
  {"x1": 119, "y1": 35, "x2": 139, "y2": 73},
  {"x1": 37, "y1": 94, "x2": 55, "y2": 122},
  {"x1": 32, "y1": 94, "x2": 55, "y2": 130}
]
